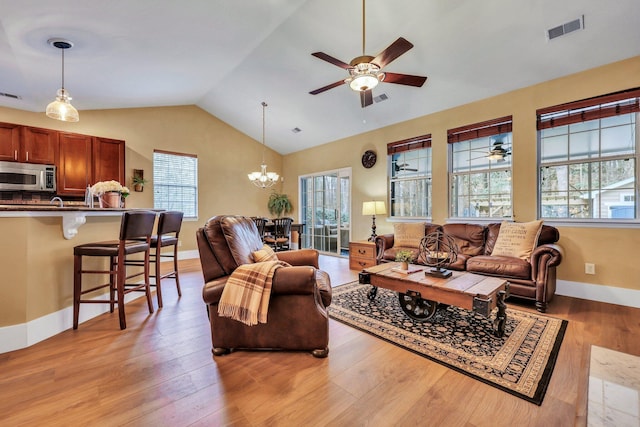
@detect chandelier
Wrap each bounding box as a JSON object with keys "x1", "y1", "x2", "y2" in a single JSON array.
[
  {"x1": 46, "y1": 38, "x2": 79, "y2": 122},
  {"x1": 248, "y1": 102, "x2": 279, "y2": 188}
]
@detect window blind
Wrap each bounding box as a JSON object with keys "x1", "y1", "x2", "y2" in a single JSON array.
[
  {"x1": 537, "y1": 87, "x2": 640, "y2": 130},
  {"x1": 387, "y1": 134, "x2": 432, "y2": 155},
  {"x1": 447, "y1": 116, "x2": 513, "y2": 144},
  {"x1": 153, "y1": 150, "x2": 198, "y2": 218}
]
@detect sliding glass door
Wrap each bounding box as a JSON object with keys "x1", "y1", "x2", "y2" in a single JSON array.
[{"x1": 300, "y1": 168, "x2": 351, "y2": 256}]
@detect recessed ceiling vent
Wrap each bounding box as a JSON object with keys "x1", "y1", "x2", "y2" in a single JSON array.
[
  {"x1": 374, "y1": 93, "x2": 389, "y2": 103},
  {"x1": 547, "y1": 15, "x2": 584, "y2": 40},
  {"x1": 0, "y1": 92, "x2": 21, "y2": 100},
  {"x1": 291, "y1": 127, "x2": 302, "y2": 133}
]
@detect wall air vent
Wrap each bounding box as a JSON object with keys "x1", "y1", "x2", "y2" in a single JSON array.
[
  {"x1": 374, "y1": 93, "x2": 388, "y2": 103},
  {"x1": 547, "y1": 15, "x2": 584, "y2": 40},
  {"x1": 0, "y1": 92, "x2": 21, "y2": 99}
]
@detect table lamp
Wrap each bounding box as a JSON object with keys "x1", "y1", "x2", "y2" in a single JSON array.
[{"x1": 362, "y1": 201, "x2": 386, "y2": 241}]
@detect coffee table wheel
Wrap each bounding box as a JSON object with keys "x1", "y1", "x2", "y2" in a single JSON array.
[
  {"x1": 398, "y1": 293, "x2": 437, "y2": 321},
  {"x1": 367, "y1": 286, "x2": 378, "y2": 300}
]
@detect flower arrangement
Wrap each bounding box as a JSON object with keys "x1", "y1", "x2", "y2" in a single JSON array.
[
  {"x1": 395, "y1": 250, "x2": 415, "y2": 263},
  {"x1": 90, "y1": 180, "x2": 129, "y2": 196}
]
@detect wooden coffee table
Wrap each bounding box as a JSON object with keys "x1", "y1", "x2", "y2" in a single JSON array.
[{"x1": 359, "y1": 262, "x2": 509, "y2": 337}]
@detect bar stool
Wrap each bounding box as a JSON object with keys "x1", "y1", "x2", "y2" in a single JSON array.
[
  {"x1": 73, "y1": 211, "x2": 157, "y2": 330},
  {"x1": 149, "y1": 211, "x2": 183, "y2": 308}
]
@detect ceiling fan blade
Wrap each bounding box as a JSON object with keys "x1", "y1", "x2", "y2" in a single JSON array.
[
  {"x1": 372, "y1": 37, "x2": 413, "y2": 69},
  {"x1": 383, "y1": 72, "x2": 427, "y2": 87},
  {"x1": 360, "y1": 89, "x2": 373, "y2": 108},
  {"x1": 309, "y1": 80, "x2": 346, "y2": 95},
  {"x1": 311, "y1": 52, "x2": 352, "y2": 69}
]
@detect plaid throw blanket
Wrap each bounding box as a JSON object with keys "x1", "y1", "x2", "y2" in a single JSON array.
[{"x1": 218, "y1": 260, "x2": 289, "y2": 326}]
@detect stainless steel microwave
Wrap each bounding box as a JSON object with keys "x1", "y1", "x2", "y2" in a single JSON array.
[{"x1": 0, "y1": 161, "x2": 56, "y2": 192}]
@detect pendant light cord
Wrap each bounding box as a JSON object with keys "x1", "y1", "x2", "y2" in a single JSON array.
[
  {"x1": 362, "y1": 0, "x2": 366, "y2": 55},
  {"x1": 61, "y1": 47, "x2": 65, "y2": 90},
  {"x1": 261, "y1": 101, "x2": 267, "y2": 163}
]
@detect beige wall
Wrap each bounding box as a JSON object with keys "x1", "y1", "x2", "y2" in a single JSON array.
[
  {"x1": 2, "y1": 56, "x2": 640, "y2": 328},
  {"x1": 0, "y1": 105, "x2": 282, "y2": 326},
  {"x1": 283, "y1": 56, "x2": 640, "y2": 291}
]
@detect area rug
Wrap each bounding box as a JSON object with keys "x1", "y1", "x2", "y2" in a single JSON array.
[{"x1": 328, "y1": 281, "x2": 567, "y2": 405}]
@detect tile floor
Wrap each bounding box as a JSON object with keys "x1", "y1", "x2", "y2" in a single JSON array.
[{"x1": 589, "y1": 345, "x2": 640, "y2": 427}]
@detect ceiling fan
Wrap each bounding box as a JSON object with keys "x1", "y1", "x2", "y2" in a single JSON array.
[
  {"x1": 394, "y1": 162, "x2": 418, "y2": 172},
  {"x1": 309, "y1": 0, "x2": 428, "y2": 108},
  {"x1": 471, "y1": 141, "x2": 512, "y2": 162}
]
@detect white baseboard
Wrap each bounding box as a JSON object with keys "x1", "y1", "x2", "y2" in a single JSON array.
[{"x1": 556, "y1": 280, "x2": 640, "y2": 308}]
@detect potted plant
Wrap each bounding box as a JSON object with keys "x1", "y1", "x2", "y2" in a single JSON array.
[
  {"x1": 395, "y1": 250, "x2": 415, "y2": 270},
  {"x1": 267, "y1": 192, "x2": 292, "y2": 218},
  {"x1": 132, "y1": 176, "x2": 147, "y2": 192}
]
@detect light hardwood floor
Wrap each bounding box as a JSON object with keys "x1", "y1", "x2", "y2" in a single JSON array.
[{"x1": 1, "y1": 255, "x2": 638, "y2": 426}]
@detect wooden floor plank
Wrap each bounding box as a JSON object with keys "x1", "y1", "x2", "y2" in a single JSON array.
[{"x1": 0, "y1": 255, "x2": 638, "y2": 426}]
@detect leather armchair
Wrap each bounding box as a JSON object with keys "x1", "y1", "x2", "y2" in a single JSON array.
[{"x1": 196, "y1": 215, "x2": 331, "y2": 358}]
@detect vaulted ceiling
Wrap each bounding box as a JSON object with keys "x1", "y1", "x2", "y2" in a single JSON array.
[{"x1": 1, "y1": 0, "x2": 639, "y2": 154}]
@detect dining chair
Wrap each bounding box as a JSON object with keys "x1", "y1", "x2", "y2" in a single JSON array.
[{"x1": 264, "y1": 217, "x2": 293, "y2": 251}]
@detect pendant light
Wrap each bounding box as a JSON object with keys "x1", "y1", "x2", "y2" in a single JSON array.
[
  {"x1": 248, "y1": 102, "x2": 280, "y2": 188},
  {"x1": 46, "y1": 38, "x2": 79, "y2": 122}
]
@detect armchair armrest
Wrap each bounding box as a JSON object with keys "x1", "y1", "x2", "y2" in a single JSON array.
[
  {"x1": 374, "y1": 234, "x2": 394, "y2": 262},
  {"x1": 276, "y1": 248, "x2": 319, "y2": 268}
]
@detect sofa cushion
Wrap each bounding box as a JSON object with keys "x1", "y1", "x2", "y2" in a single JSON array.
[
  {"x1": 491, "y1": 220, "x2": 543, "y2": 261},
  {"x1": 393, "y1": 223, "x2": 425, "y2": 248},
  {"x1": 441, "y1": 223, "x2": 485, "y2": 257},
  {"x1": 467, "y1": 255, "x2": 531, "y2": 280}
]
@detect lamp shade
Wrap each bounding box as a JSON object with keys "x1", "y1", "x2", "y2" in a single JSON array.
[{"x1": 362, "y1": 201, "x2": 386, "y2": 216}]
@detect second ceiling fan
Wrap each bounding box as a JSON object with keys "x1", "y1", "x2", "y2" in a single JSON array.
[{"x1": 309, "y1": 0, "x2": 428, "y2": 108}]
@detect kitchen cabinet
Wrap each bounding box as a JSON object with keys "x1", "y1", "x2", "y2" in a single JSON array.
[
  {"x1": 0, "y1": 122, "x2": 58, "y2": 164},
  {"x1": 57, "y1": 133, "x2": 93, "y2": 195},
  {"x1": 93, "y1": 137, "x2": 125, "y2": 185},
  {"x1": 57, "y1": 133, "x2": 125, "y2": 196}
]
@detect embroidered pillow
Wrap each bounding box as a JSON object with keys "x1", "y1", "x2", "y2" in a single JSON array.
[
  {"x1": 251, "y1": 244, "x2": 278, "y2": 263},
  {"x1": 393, "y1": 223, "x2": 425, "y2": 248},
  {"x1": 491, "y1": 220, "x2": 543, "y2": 260}
]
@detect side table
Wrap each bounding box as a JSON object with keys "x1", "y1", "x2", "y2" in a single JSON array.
[{"x1": 349, "y1": 241, "x2": 377, "y2": 270}]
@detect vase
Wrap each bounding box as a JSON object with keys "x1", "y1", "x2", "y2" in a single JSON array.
[
  {"x1": 401, "y1": 261, "x2": 409, "y2": 270},
  {"x1": 99, "y1": 192, "x2": 121, "y2": 208}
]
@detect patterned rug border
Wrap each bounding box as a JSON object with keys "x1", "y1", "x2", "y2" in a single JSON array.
[{"x1": 329, "y1": 281, "x2": 568, "y2": 405}]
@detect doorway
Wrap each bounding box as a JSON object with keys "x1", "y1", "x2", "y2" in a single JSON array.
[{"x1": 300, "y1": 168, "x2": 351, "y2": 256}]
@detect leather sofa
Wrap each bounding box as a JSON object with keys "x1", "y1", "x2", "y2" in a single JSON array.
[
  {"x1": 375, "y1": 222, "x2": 563, "y2": 312},
  {"x1": 196, "y1": 215, "x2": 332, "y2": 357}
]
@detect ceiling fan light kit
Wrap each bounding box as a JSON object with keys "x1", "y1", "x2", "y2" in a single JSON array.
[
  {"x1": 46, "y1": 38, "x2": 79, "y2": 122},
  {"x1": 309, "y1": 0, "x2": 427, "y2": 108}
]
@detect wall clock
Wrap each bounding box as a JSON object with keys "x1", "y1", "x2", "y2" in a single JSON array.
[{"x1": 361, "y1": 150, "x2": 377, "y2": 168}]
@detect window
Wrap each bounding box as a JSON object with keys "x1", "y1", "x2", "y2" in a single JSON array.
[
  {"x1": 449, "y1": 116, "x2": 513, "y2": 219},
  {"x1": 388, "y1": 135, "x2": 432, "y2": 218},
  {"x1": 153, "y1": 150, "x2": 198, "y2": 218},
  {"x1": 537, "y1": 88, "x2": 639, "y2": 221}
]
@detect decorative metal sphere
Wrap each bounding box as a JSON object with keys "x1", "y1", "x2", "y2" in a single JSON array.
[{"x1": 418, "y1": 231, "x2": 458, "y2": 269}]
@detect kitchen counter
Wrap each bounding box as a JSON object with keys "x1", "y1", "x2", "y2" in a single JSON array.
[{"x1": 0, "y1": 204, "x2": 159, "y2": 239}]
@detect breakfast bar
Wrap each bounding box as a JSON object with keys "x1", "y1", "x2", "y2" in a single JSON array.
[{"x1": 0, "y1": 206, "x2": 158, "y2": 353}]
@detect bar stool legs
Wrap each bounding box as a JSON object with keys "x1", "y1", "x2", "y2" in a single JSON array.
[{"x1": 73, "y1": 211, "x2": 156, "y2": 330}]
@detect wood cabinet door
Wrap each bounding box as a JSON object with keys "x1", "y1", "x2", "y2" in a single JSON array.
[
  {"x1": 0, "y1": 122, "x2": 21, "y2": 162},
  {"x1": 58, "y1": 132, "x2": 92, "y2": 195},
  {"x1": 92, "y1": 137, "x2": 125, "y2": 185},
  {"x1": 20, "y1": 126, "x2": 58, "y2": 164}
]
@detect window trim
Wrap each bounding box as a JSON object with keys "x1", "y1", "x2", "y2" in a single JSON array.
[
  {"x1": 387, "y1": 134, "x2": 433, "y2": 220},
  {"x1": 536, "y1": 88, "x2": 639, "y2": 223},
  {"x1": 448, "y1": 117, "x2": 514, "y2": 220},
  {"x1": 153, "y1": 149, "x2": 198, "y2": 219}
]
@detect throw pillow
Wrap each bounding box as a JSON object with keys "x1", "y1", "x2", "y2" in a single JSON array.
[
  {"x1": 491, "y1": 220, "x2": 543, "y2": 261},
  {"x1": 251, "y1": 244, "x2": 278, "y2": 263},
  {"x1": 393, "y1": 223, "x2": 425, "y2": 248}
]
